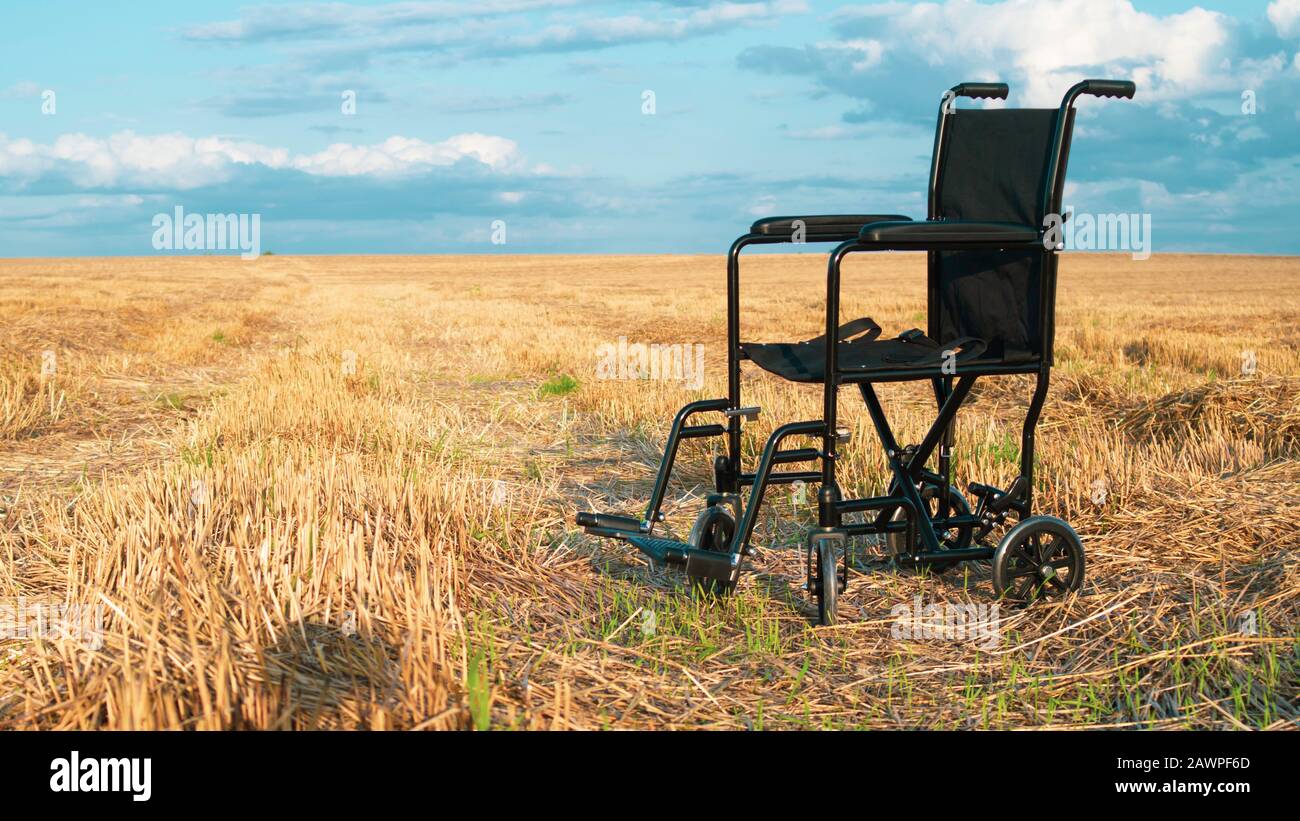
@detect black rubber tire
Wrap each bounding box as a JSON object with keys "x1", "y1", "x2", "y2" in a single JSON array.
[
  {"x1": 687, "y1": 505, "x2": 737, "y2": 597},
  {"x1": 816, "y1": 538, "x2": 838, "y2": 626},
  {"x1": 710, "y1": 493, "x2": 742, "y2": 524},
  {"x1": 991, "y1": 515, "x2": 1085, "y2": 604},
  {"x1": 885, "y1": 484, "x2": 973, "y2": 573}
]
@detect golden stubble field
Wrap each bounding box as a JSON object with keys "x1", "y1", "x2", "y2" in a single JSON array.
[{"x1": 0, "y1": 252, "x2": 1296, "y2": 729}]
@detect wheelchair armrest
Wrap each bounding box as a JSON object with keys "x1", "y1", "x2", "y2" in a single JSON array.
[
  {"x1": 857, "y1": 219, "x2": 1040, "y2": 248},
  {"x1": 752, "y1": 214, "x2": 911, "y2": 243}
]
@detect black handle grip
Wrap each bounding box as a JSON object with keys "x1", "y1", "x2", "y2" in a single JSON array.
[
  {"x1": 1081, "y1": 79, "x2": 1136, "y2": 99},
  {"x1": 952, "y1": 82, "x2": 1009, "y2": 100}
]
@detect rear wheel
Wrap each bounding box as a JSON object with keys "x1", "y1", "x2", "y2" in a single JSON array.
[
  {"x1": 885, "y1": 484, "x2": 974, "y2": 573},
  {"x1": 991, "y1": 516, "x2": 1084, "y2": 604},
  {"x1": 687, "y1": 505, "x2": 737, "y2": 596}
]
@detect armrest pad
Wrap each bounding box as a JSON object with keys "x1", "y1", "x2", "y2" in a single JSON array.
[
  {"x1": 752, "y1": 214, "x2": 911, "y2": 241},
  {"x1": 858, "y1": 220, "x2": 1039, "y2": 246}
]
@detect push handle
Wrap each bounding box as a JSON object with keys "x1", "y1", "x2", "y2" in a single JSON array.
[
  {"x1": 952, "y1": 82, "x2": 1009, "y2": 100},
  {"x1": 1080, "y1": 79, "x2": 1136, "y2": 99},
  {"x1": 1041, "y1": 78, "x2": 1137, "y2": 231},
  {"x1": 932, "y1": 82, "x2": 1009, "y2": 214}
]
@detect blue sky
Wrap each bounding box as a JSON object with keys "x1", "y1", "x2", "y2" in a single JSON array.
[{"x1": 2, "y1": 0, "x2": 1299, "y2": 256}]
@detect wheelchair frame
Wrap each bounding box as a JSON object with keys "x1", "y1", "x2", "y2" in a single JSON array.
[{"x1": 577, "y1": 79, "x2": 1136, "y2": 624}]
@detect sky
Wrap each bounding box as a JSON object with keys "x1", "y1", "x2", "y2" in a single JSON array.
[{"x1": 2, "y1": 0, "x2": 1299, "y2": 256}]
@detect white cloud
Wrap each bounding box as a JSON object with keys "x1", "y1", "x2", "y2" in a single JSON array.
[
  {"x1": 184, "y1": 1, "x2": 810, "y2": 62},
  {"x1": 181, "y1": 1, "x2": 585, "y2": 41},
  {"x1": 0, "y1": 193, "x2": 156, "y2": 230},
  {"x1": 292, "y1": 134, "x2": 521, "y2": 175},
  {"x1": 1269, "y1": 0, "x2": 1300, "y2": 38},
  {"x1": 787, "y1": 125, "x2": 857, "y2": 140},
  {"x1": 747, "y1": 193, "x2": 778, "y2": 216},
  {"x1": 837, "y1": 0, "x2": 1238, "y2": 105},
  {"x1": 816, "y1": 38, "x2": 884, "y2": 72},
  {"x1": 0, "y1": 80, "x2": 42, "y2": 100},
  {"x1": 482, "y1": 1, "x2": 808, "y2": 56},
  {"x1": 0, "y1": 131, "x2": 521, "y2": 189},
  {"x1": 1068, "y1": 155, "x2": 1300, "y2": 228}
]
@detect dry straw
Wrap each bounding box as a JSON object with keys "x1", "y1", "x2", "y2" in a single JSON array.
[{"x1": 0, "y1": 253, "x2": 1295, "y2": 729}]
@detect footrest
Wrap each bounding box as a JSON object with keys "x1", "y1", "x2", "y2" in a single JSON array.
[
  {"x1": 683, "y1": 547, "x2": 738, "y2": 585},
  {"x1": 626, "y1": 537, "x2": 740, "y2": 583},
  {"x1": 627, "y1": 535, "x2": 689, "y2": 565}
]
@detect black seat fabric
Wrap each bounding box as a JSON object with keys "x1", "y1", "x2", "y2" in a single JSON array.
[
  {"x1": 936, "y1": 249, "x2": 1044, "y2": 363},
  {"x1": 936, "y1": 109, "x2": 1063, "y2": 225},
  {"x1": 928, "y1": 108, "x2": 1073, "y2": 363},
  {"x1": 741, "y1": 322, "x2": 989, "y2": 383},
  {"x1": 752, "y1": 214, "x2": 910, "y2": 240},
  {"x1": 743, "y1": 109, "x2": 1068, "y2": 383}
]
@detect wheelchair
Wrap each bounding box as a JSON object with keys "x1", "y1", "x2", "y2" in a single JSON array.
[{"x1": 577, "y1": 79, "x2": 1136, "y2": 625}]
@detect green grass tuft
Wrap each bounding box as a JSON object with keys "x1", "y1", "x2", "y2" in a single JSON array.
[{"x1": 538, "y1": 373, "x2": 579, "y2": 398}]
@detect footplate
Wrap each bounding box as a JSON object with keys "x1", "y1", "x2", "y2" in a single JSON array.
[
  {"x1": 627, "y1": 535, "x2": 688, "y2": 565},
  {"x1": 683, "y1": 547, "x2": 738, "y2": 586},
  {"x1": 626, "y1": 536, "x2": 740, "y2": 584}
]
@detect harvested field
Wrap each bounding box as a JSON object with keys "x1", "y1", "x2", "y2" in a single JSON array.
[{"x1": 0, "y1": 252, "x2": 1296, "y2": 729}]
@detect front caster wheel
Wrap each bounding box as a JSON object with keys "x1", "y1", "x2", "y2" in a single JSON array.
[
  {"x1": 687, "y1": 505, "x2": 737, "y2": 596},
  {"x1": 991, "y1": 516, "x2": 1085, "y2": 604},
  {"x1": 809, "y1": 531, "x2": 844, "y2": 626}
]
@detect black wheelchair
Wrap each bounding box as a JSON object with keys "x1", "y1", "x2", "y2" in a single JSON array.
[{"x1": 578, "y1": 79, "x2": 1136, "y2": 625}]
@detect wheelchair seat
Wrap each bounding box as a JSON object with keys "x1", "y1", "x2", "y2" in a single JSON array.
[{"x1": 740, "y1": 317, "x2": 1000, "y2": 383}]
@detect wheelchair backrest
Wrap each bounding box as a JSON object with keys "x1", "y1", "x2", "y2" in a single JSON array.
[{"x1": 929, "y1": 107, "x2": 1076, "y2": 364}]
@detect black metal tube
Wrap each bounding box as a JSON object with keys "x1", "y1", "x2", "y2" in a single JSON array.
[
  {"x1": 840, "y1": 361, "x2": 1040, "y2": 384},
  {"x1": 934, "y1": 377, "x2": 953, "y2": 521},
  {"x1": 772, "y1": 447, "x2": 820, "y2": 464},
  {"x1": 1042, "y1": 83, "x2": 1089, "y2": 222},
  {"x1": 892, "y1": 463, "x2": 941, "y2": 552},
  {"x1": 905, "y1": 375, "x2": 976, "y2": 477},
  {"x1": 928, "y1": 90, "x2": 953, "y2": 219},
  {"x1": 1020, "y1": 368, "x2": 1051, "y2": 516},
  {"x1": 1043, "y1": 245, "x2": 1061, "y2": 367},
  {"x1": 821, "y1": 241, "x2": 860, "y2": 526},
  {"x1": 738, "y1": 470, "x2": 820, "y2": 486},
  {"x1": 841, "y1": 514, "x2": 980, "y2": 536},
  {"x1": 895, "y1": 546, "x2": 994, "y2": 565},
  {"x1": 726, "y1": 233, "x2": 792, "y2": 487},
  {"x1": 917, "y1": 469, "x2": 947, "y2": 486},
  {"x1": 733, "y1": 421, "x2": 824, "y2": 554},
  {"x1": 643, "y1": 398, "x2": 730, "y2": 528},
  {"x1": 835, "y1": 495, "x2": 911, "y2": 514},
  {"x1": 859, "y1": 376, "x2": 975, "y2": 554},
  {"x1": 857, "y1": 382, "x2": 900, "y2": 454},
  {"x1": 726, "y1": 235, "x2": 750, "y2": 483},
  {"x1": 678, "y1": 424, "x2": 725, "y2": 439}
]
